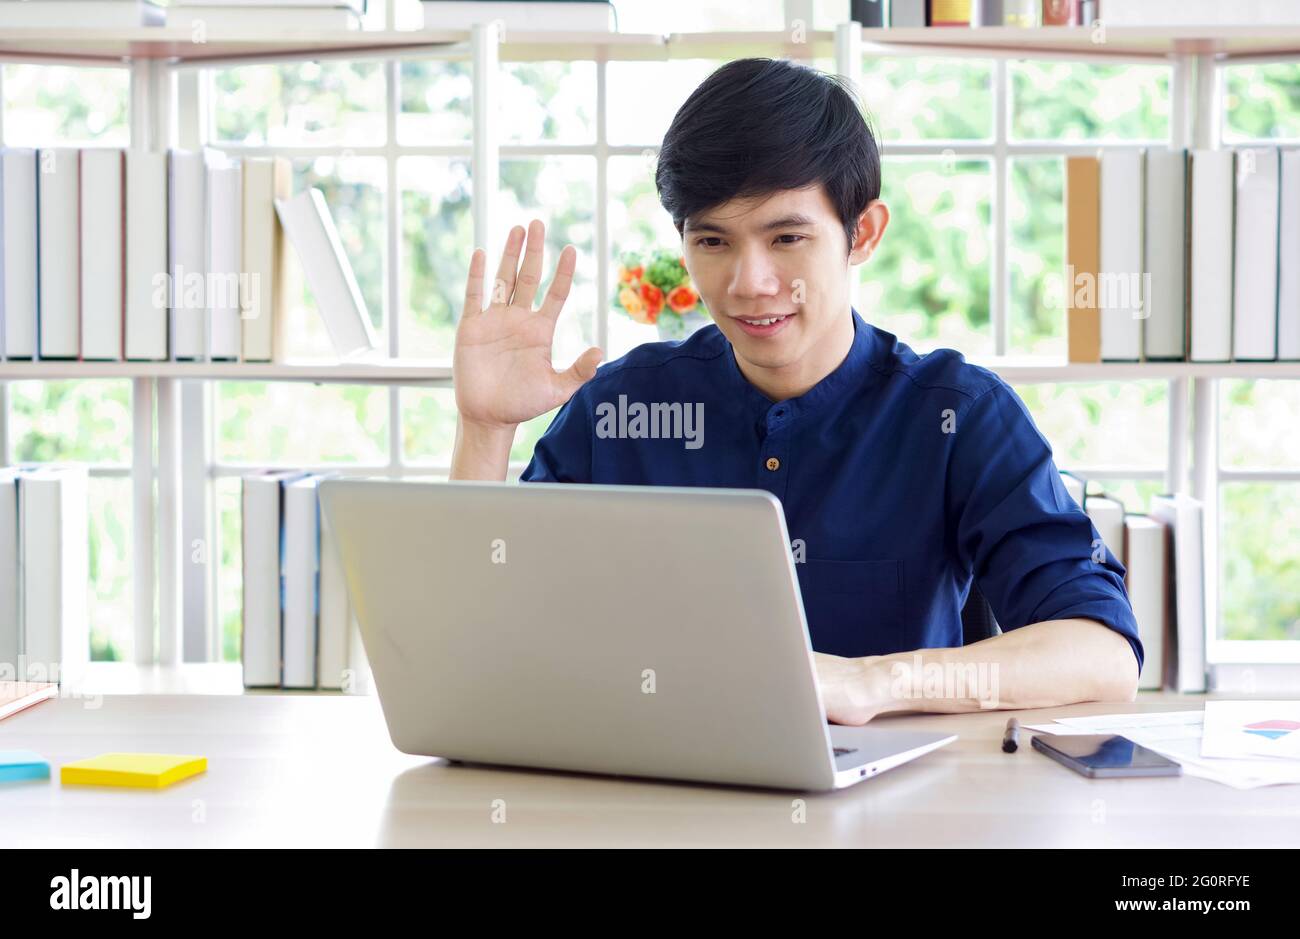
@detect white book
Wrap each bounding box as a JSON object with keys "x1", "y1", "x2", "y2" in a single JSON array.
[
  {"x1": 0, "y1": 470, "x2": 20, "y2": 674},
  {"x1": 419, "y1": 1, "x2": 614, "y2": 30},
  {"x1": 206, "y1": 158, "x2": 242, "y2": 361},
  {"x1": 167, "y1": 6, "x2": 360, "y2": 28},
  {"x1": 0, "y1": 148, "x2": 39, "y2": 360},
  {"x1": 275, "y1": 188, "x2": 377, "y2": 360},
  {"x1": 80, "y1": 149, "x2": 125, "y2": 361},
  {"x1": 1085, "y1": 495, "x2": 1125, "y2": 569},
  {"x1": 125, "y1": 150, "x2": 170, "y2": 360},
  {"x1": 19, "y1": 466, "x2": 88, "y2": 686},
  {"x1": 1278, "y1": 149, "x2": 1300, "y2": 360},
  {"x1": 282, "y1": 476, "x2": 322, "y2": 689},
  {"x1": 0, "y1": 681, "x2": 57, "y2": 721},
  {"x1": 1143, "y1": 148, "x2": 1187, "y2": 360},
  {"x1": 1099, "y1": 149, "x2": 1144, "y2": 362},
  {"x1": 241, "y1": 157, "x2": 292, "y2": 362},
  {"x1": 888, "y1": 0, "x2": 927, "y2": 27},
  {"x1": 0, "y1": 0, "x2": 164, "y2": 27},
  {"x1": 1123, "y1": 515, "x2": 1168, "y2": 692},
  {"x1": 1149, "y1": 494, "x2": 1207, "y2": 694},
  {"x1": 317, "y1": 497, "x2": 350, "y2": 691},
  {"x1": 168, "y1": 149, "x2": 207, "y2": 361},
  {"x1": 241, "y1": 469, "x2": 305, "y2": 687},
  {"x1": 37, "y1": 149, "x2": 81, "y2": 360},
  {"x1": 1189, "y1": 149, "x2": 1235, "y2": 362},
  {"x1": 1058, "y1": 471, "x2": 1086, "y2": 511},
  {"x1": 1233, "y1": 147, "x2": 1280, "y2": 361}
]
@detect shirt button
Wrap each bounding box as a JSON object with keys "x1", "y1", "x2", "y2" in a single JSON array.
[{"x1": 765, "y1": 457, "x2": 781, "y2": 471}]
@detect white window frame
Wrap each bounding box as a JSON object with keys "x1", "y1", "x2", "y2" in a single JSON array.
[{"x1": 0, "y1": 19, "x2": 1296, "y2": 682}]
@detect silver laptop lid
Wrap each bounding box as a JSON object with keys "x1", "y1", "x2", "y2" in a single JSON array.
[{"x1": 319, "y1": 478, "x2": 838, "y2": 790}]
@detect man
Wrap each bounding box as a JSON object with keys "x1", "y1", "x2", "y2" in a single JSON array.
[{"x1": 450, "y1": 57, "x2": 1141, "y2": 724}]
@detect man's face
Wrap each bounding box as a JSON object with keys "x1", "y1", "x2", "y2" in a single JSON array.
[{"x1": 682, "y1": 184, "x2": 882, "y2": 390}]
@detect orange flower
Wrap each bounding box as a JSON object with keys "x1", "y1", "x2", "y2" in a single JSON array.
[
  {"x1": 667, "y1": 284, "x2": 698, "y2": 314},
  {"x1": 618, "y1": 263, "x2": 644, "y2": 285},
  {"x1": 639, "y1": 282, "x2": 664, "y2": 318},
  {"x1": 620, "y1": 286, "x2": 654, "y2": 324}
]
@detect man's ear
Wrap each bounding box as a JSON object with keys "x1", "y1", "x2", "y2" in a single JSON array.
[{"x1": 848, "y1": 201, "x2": 889, "y2": 265}]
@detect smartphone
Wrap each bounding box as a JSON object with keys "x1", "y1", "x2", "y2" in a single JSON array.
[{"x1": 1031, "y1": 732, "x2": 1182, "y2": 778}]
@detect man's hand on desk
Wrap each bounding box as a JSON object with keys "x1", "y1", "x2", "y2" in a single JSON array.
[
  {"x1": 811, "y1": 651, "x2": 893, "y2": 725},
  {"x1": 813, "y1": 618, "x2": 1140, "y2": 725}
]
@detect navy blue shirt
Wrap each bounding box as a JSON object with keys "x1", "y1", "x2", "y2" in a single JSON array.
[{"x1": 521, "y1": 307, "x2": 1143, "y2": 670}]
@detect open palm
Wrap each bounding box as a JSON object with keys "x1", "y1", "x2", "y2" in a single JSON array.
[{"x1": 454, "y1": 220, "x2": 604, "y2": 430}]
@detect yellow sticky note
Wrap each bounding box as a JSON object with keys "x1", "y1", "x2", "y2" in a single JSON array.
[{"x1": 60, "y1": 753, "x2": 207, "y2": 789}]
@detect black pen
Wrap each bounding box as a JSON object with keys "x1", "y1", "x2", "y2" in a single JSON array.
[{"x1": 1002, "y1": 717, "x2": 1020, "y2": 753}]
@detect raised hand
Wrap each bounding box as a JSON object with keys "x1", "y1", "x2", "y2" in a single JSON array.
[{"x1": 454, "y1": 220, "x2": 604, "y2": 433}]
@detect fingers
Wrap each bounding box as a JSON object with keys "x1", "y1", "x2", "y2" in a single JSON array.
[
  {"x1": 513, "y1": 219, "x2": 546, "y2": 308},
  {"x1": 462, "y1": 247, "x2": 486, "y2": 318},
  {"x1": 538, "y1": 244, "x2": 576, "y2": 321},
  {"x1": 557, "y1": 346, "x2": 604, "y2": 398},
  {"x1": 491, "y1": 224, "x2": 526, "y2": 308}
]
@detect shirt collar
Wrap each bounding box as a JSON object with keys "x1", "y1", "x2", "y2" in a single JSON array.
[{"x1": 718, "y1": 306, "x2": 881, "y2": 427}]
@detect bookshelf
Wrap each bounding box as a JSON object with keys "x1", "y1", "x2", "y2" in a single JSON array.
[
  {"x1": 0, "y1": 360, "x2": 454, "y2": 384},
  {"x1": 10, "y1": 25, "x2": 1300, "y2": 64},
  {"x1": 0, "y1": 17, "x2": 1294, "y2": 682},
  {"x1": 0, "y1": 358, "x2": 1296, "y2": 384}
]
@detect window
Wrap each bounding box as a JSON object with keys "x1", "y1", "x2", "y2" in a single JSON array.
[
  {"x1": 0, "y1": 63, "x2": 134, "y2": 662},
  {"x1": 1215, "y1": 59, "x2": 1300, "y2": 651},
  {"x1": 5, "y1": 34, "x2": 1298, "y2": 671},
  {"x1": 1219, "y1": 381, "x2": 1300, "y2": 643},
  {"x1": 1, "y1": 64, "x2": 130, "y2": 146},
  {"x1": 8, "y1": 381, "x2": 133, "y2": 662}
]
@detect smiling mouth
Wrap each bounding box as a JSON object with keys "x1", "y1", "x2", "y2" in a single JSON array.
[{"x1": 732, "y1": 314, "x2": 795, "y2": 326}]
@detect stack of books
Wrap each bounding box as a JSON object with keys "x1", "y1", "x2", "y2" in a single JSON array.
[
  {"x1": 855, "y1": 0, "x2": 1095, "y2": 28},
  {"x1": 1059, "y1": 471, "x2": 1206, "y2": 694},
  {"x1": 241, "y1": 470, "x2": 370, "y2": 692},
  {"x1": 0, "y1": 148, "x2": 292, "y2": 362},
  {"x1": 1065, "y1": 147, "x2": 1300, "y2": 364},
  {"x1": 0, "y1": 465, "x2": 88, "y2": 688}
]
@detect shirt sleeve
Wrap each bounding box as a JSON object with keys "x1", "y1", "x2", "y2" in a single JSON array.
[
  {"x1": 945, "y1": 380, "x2": 1144, "y2": 673},
  {"x1": 518, "y1": 387, "x2": 593, "y2": 484}
]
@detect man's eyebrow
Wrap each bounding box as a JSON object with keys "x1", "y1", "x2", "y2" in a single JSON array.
[{"x1": 685, "y1": 213, "x2": 818, "y2": 235}]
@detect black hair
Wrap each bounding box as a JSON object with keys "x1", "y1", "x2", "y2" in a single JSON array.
[{"x1": 655, "y1": 57, "x2": 881, "y2": 256}]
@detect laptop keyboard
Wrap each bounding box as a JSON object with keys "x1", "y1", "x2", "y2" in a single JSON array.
[{"x1": 833, "y1": 747, "x2": 858, "y2": 756}]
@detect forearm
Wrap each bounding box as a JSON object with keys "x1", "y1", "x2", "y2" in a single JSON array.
[
  {"x1": 868, "y1": 617, "x2": 1139, "y2": 716},
  {"x1": 449, "y1": 418, "x2": 515, "y2": 481}
]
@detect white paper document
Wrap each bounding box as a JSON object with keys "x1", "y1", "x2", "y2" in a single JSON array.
[
  {"x1": 1201, "y1": 701, "x2": 1300, "y2": 761},
  {"x1": 1023, "y1": 709, "x2": 1300, "y2": 789}
]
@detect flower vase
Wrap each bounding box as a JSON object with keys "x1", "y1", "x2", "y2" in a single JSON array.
[{"x1": 655, "y1": 310, "x2": 711, "y2": 342}]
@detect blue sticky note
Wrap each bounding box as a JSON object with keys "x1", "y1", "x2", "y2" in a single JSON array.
[{"x1": 0, "y1": 750, "x2": 51, "y2": 783}]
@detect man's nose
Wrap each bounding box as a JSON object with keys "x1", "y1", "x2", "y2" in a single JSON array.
[{"x1": 728, "y1": 246, "x2": 782, "y2": 299}]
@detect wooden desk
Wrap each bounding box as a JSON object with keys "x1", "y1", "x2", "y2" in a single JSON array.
[{"x1": 1, "y1": 691, "x2": 1296, "y2": 847}]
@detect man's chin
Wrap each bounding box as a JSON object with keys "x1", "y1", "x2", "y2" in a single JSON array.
[{"x1": 729, "y1": 337, "x2": 803, "y2": 373}]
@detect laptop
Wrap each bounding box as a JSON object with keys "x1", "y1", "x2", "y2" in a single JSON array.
[{"x1": 318, "y1": 478, "x2": 956, "y2": 791}]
